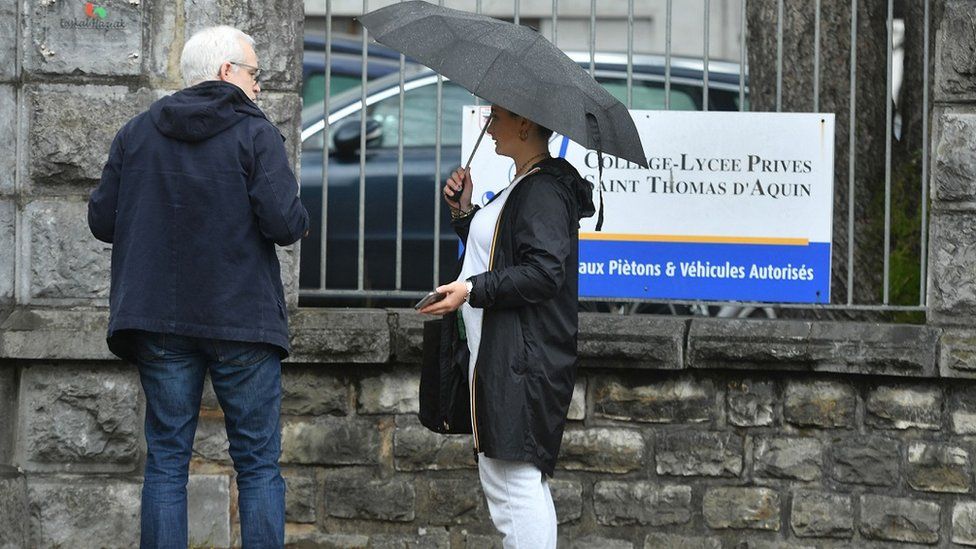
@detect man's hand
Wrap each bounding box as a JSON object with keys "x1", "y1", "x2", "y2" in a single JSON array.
[{"x1": 419, "y1": 280, "x2": 468, "y2": 315}]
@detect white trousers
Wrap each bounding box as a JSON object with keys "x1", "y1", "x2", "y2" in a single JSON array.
[{"x1": 477, "y1": 453, "x2": 557, "y2": 549}]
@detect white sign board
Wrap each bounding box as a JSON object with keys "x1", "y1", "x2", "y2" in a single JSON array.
[{"x1": 461, "y1": 108, "x2": 835, "y2": 303}]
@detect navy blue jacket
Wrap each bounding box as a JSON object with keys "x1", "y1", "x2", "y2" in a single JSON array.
[{"x1": 88, "y1": 81, "x2": 309, "y2": 360}]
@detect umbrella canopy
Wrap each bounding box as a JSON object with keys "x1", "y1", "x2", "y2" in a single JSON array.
[{"x1": 358, "y1": 1, "x2": 649, "y2": 168}]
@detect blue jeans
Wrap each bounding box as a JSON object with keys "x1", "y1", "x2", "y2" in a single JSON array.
[{"x1": 133, "y1": 331, "x2": 285, "y2": 549}]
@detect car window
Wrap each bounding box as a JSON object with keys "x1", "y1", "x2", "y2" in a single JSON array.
[
  {"x1": 303, "y1": 74, "x2": 361, "y2": 106},
  {"x1": 366, "y1": 81, "x2": 475, "y2": 148},
  {"x1": 597, "y1": 77, "x2": 699, "y2": 111}
]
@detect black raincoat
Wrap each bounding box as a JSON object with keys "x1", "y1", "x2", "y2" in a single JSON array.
[{"x1": 443, "y1": 156, "x2": 595, "y2": 477}]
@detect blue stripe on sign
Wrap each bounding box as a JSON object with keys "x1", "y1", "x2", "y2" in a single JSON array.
[
  {"x1": 578, "y1": 240, "x2": 832, "y2": 303},
  {"x1": 558, "y1": 136, "x2": 569, "y2": 158}
]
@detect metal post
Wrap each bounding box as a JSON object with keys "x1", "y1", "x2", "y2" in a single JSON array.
[
  {"x1": 776, "y1": 0, "x2": 783, "y2": 112},
  {"x1": 320, "y1": 0, "x2": 332, "y2": 289},
  {"x1": 396, "y1": 0, "x2": 406, "y2": 290},
  {"x1": 814, "y1": 0, "x2": 821, "y2": 112},
  {"x1": 883, "y1": 0, "x2": 893, "y2": 304},
  {"x1": 627, "y1": 0, "x2": 634, "y2": 108},
  {"x1": 433, "y1": 0, "x2": 445, "y2": 287},
  {"x1": 665, "y1": 0, "x2": 672, "y2": 110},
  {"x1": 358, "y1": 0, "x2": 369, "y2": 290},
  {"x1": 515, "y1": 0, "x2": 520, "y2": 26},
  {"x1": 847, "y1": 0, "x2": 858, "y2": 304},
  {"x1": 920, "y1": 0, "x2": 930, "y2": 306},
  {"x1": 589, "y1": 0, "x2": 596, "y2": 78},
  {"x1": 739, "y1": 0, "x2": 745, "y2": 111},
  {"x1": 552, "y1": 0, "x2": 558, "y2": 45},
  {"x1": 703, "y1": 0, "x2": 710, "y2": 111}
]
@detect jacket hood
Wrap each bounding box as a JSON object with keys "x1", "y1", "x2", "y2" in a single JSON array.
[
  {"x1": 150, "y1": 81, "x2": 266, "y2": 142},
  {"x1": 537, "y1": 157, "x2": 596, "y2": 220}
]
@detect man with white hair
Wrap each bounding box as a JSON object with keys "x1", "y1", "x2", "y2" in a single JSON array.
[{"x1": 88, "y1": 25, "x2": 308, "y2": 548}]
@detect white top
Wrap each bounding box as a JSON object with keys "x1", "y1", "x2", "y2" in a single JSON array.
[{"x1": 457, "y1": 170, "x2": 534, "y2": 433}]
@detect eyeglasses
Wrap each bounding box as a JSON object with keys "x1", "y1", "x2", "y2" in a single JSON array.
[{"x1": 230, "y1": 61, "x2": 261, "y2": 83}]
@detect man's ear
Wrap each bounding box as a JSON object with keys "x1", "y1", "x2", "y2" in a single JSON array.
[{"x1": 218, "y1": 61, "x2": 232, "y2": 81}]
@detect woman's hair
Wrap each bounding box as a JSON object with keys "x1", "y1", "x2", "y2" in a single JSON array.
[{"x1": 180, "y1": 26, "x2": 255, "y2": 87}]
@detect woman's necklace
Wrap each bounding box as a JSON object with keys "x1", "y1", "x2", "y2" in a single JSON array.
[{"x1": 514, "y1": 152, "x2": 550, "y2": 180}]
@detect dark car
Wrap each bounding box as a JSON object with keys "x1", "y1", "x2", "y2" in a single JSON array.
[
  {"x1": 301, "y1": 33, "x2": 418, "y2": 107},
  {"x1": 299, "y1": 53, "x2": 748, "y2": 300}
]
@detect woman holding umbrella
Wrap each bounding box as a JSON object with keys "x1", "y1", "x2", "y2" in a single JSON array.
[{"x1": 420, "y1": 104, "x2": 595, "y2": 547}]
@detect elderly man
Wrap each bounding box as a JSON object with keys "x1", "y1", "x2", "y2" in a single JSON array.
[{"x1": 88, "y1": 25, "x2": 308, "y2": 548}]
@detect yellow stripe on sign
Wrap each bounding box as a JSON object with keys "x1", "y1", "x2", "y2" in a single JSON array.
[{"x1": 578, "y1": 233, "x2": 810, "y2": 246}]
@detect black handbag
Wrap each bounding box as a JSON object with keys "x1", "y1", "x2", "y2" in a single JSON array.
[{"x1": 419, "y1": 317, "x2": 472, "y2": 434}]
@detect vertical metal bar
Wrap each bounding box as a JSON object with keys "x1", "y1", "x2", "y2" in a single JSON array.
[
  {"x1": 814, "y1": 0, "x2": 821, "y2": 111},
  {"x1": 665, "y1": 0, "x2": 672, "y2": 110},
  {"x1": 475, "y1": 0, "x2": 483, "y2": 107},
  {"x1": 589, "y1": 0, "x2": 596, "y2": 78},
  {"x1": 552, "y1": 0, "x2": 558, "y2": 45},
  {"x1": 847, "y1": 0, "x2": 858, "y2": 304},
  {"x1": 776, "y1": 0, "x2": 783, "y2": 112},
  {"x1": 395, "y1": 0, "x2": 406, "y2": 290},
  {"x1": 920, "y1": 0, "x2": 930, "y2": 306},
  {"x1": 883, "y1": 0, "x2": 893, "y2": 304},
  {"x1": 627, "y1": 0, "x2": 634, "y2": 108},
  {"x1": 739, "y1": 0, "x2": 746, "y2": 111},
  {"x1": 433, "y1": 0, "x2": 444, "y2": 287},
  {"x1": 358, "y1": 0, "x2": 369, "y2": 290},
  {"x1": 703, "y1": 0, "x2": 710, "y2": 111},
  {"x1": 320, "y1": 0, "x2": 332, "y2": 289},
  {"x1": 514, "y1": 0, "x2": 520, "y2": 26}
]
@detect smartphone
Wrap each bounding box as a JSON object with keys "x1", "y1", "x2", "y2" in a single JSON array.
[{"x1": 414, "y1": 291, "x2": 446, "y2": 310}]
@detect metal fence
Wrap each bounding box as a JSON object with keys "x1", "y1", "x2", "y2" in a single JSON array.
[{"x1": 301, "y1": 0, "x2": 931, "y2": 314}]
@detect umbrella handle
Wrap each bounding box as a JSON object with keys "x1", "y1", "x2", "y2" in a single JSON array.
[{"x1": 449, "y1": 114, "x2": 492, "y2": 201}]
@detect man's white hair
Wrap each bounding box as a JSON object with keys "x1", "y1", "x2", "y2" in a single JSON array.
[{"x1": 180, "y1": 25, "x2": 255, "y2": 87}]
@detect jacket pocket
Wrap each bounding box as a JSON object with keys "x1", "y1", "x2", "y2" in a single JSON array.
[{"x1": 511, "y1": 318, "x2": 529, "y2": 375}]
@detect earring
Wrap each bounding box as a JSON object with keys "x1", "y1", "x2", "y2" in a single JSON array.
[{"x1": 519, "y1": 130, "x2": 528, "y2": 141}]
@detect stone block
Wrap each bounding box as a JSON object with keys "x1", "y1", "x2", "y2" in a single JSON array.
[
  {"x1": 568, "y1": 537, "x2": 633, "y2": 549},
  {"x1": 558, "y1": 427, "x2": 645, "y2": 473},
  {"x1": 830, "y1": 436, "x2": 900, "y2": 486},
  {"x1": 592, "y1": 374, "x2": 714, "y2": 423},
  {"x1": 727, "y1": 378, "x2": 775, "y2": 427},
  {"x1": 655, "y1": 430, "x2": 743, "y2": 477},
  {"x1": 27, "y1": 200, "x2": 112, "y2": 300},
  {"x1": 864, "y1": 385, "x2": 942, "y2": 430},
  {"x1": 593, "y1": 481, "x2": 692, "y2": 526},
  {"x1": 0, "y1": 471, "x2": 28, "y2": 549},
  {"x1": 936, "y1": 0, "x2": 976, "y2": 101},
  {"x1": 753, "y1": 437, "x2": 823, "y2": 481},
  {"x1": 550, "y1": 478, "x2": 582, "y2": 524},
  {"x1": 567, "y1": 377, "x2": 586, "y2": 421},
  {"x1": 907, "y1": 441, "x2": 971, "y2": 493},
  {"x1": 726, "y1": 543, "x2": 814, "y2": 549},
  {"x1": 934, "y1": 113, "x2": 976, "y2": 202},
  {"x1": 188, "y1": 475, "x2": 230, "y2": 548},
  {"x1": 0, "y1": 0, "x2": 16, "y2": 81},
  {"x1": 702, "y1": 487, "x2": 780, "y2": 531},
  {"x1": 464, "y1": 534, "x2": 503, "y2": 549},
  {"x1": 277, "y1": 245, "x2": 301, "y2": 310},
  {"x1": 577, "y1": 313, "x2": 685, "y2": 369},
  {"x1": 952, "y1": 384, "x2": 976, "y2": 434},
  {"x1": 688, "y1": 319, "x2": 938, "y2": 376},
  {"x1": 27, "y1": 479, "x2": 141, "y2": 548},
  {"x1": 423, "y1": 478, "x2": 485, "y2": 525},
  {"x1": 24, "y1": 1, "x2": 143, "y2": 76},
  {"x1": 357, "y1": 370, "x2": 420, "y2": 415},
  {"x1": 284, "y1": 473, "x2": 316, "y2": 523},
  {"x1": 370, "y1": 530, "x2": 450, "y2": 549},
  {"x1": 393, "y1": 415, "x2": 475, "y2": 471},
  {"x1": 21, "y1": 364, "x2": 141, "y2": 471},
  {"x1": 790, "y1": 490, "x2": 853, "y2": 538},
  {"x1": 0, "y1": 308, "x2": 114, "y2": 360},
  {"x1": 288, "y1": 309, "x2": 392, "y2": 363},
  {"x1": 182, "y1": 0, "x2": 303, "y2": 92},
  {"x1": 280, "y1": 416, "x2": 381, "y2": 465},
  {"x1": 256, "y1": 93, "x2": 303, "y2": 169},
  {"x1": 28, "y1": 85, "x2": 153, "y2": 187},
  {"x1": 192, "y1": 415, "x2": 230, "y2": 463},
  {"x1": 941, "y1": 328, "x2": 976, "y2": 378},
  {"x1": 859, "y1": 494, "x2": 940, "y2": 544},
  {"x1": 643, "y1": 534, "x2": 721, "y2": 549},
  {"x1": 0, "y1": 87, "x2": 15, "y2": 194},
  {"x1": 0, "y1": 366, "x2": 15, "y2": 465},
  {"x1": 323, "y1": 475, "x2": 415, "y2": 522},
  {"x1": 391, "y1": 308, "x2": 426, "y2": 364},
  {"x1": 929, "y1": 211, "x2": 976, "y2": 324},
  {"x1": 784, "y1": 379, "x2": 855, "y2": 428},
  {"x1": 284, "y1": 532, "x2": 369, "y2": 548},
  {"x1": 281, "y1": 366, "x2": 349, "y2": 416},
  {"x1": 954, "y1": 501, "x2": 976, "y2": 546}
]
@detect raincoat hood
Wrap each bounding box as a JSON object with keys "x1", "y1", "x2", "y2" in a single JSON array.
[
  {"x1": 149, "y1": 80, "x2": 266, "y2": 142},
  {"x1": 536, "y1": 156, "x2": 596, "y2": 221}
]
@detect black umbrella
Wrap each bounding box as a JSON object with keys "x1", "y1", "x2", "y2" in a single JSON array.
[{"x1": 357, "y1": 1, "x2": 649, "y2": 170}]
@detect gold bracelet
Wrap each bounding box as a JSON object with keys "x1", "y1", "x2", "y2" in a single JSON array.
[{"x1": 451, "y1": 206, "x2": 475, "y2": 220}]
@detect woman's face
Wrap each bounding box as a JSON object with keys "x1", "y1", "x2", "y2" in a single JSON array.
[{"x1": 486, "y1": 105, "x2": 526, "y2": 159}]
